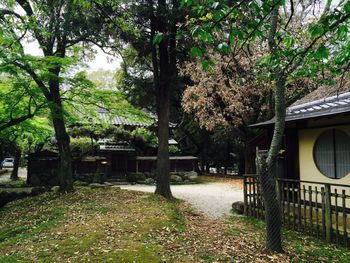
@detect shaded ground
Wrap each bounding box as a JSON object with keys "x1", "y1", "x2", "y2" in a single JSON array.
[
  {"x1": 1, "y1": 187, "x2": 349, "y2": 262},
  {"x1": 121, "y1": 177, "x2": 244, "y2": 218}
]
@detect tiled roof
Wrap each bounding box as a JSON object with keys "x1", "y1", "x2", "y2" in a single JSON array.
[
  {"x1": 98, "y1": 110, "x2": 154, "y2": 127},
  {"x1": 286, "y1": 91, "x2": 350, "y2": 120},
  {"x1": 97, "y1": 109, "x2": 177, "y2": 128},
  {"x1": 136, "y1": 156, "x2": 198, "y2": 160},
  {"x1": 250, "y1": 91, "x2": 350, "y2": 127}
]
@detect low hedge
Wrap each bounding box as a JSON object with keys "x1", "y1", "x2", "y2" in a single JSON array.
[{"x1": 0, "y1": 187, "x2": 45, "y2": 208}]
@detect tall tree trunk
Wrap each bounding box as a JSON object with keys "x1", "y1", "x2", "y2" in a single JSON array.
[
  {"x1": 49, "y1": 79, "x2": 74, "y2": 193},
  {"x1": 10, "y1": 145, "x2": 21, "y2": 180},
  {"x1": 154, "y1": 0, "x2": 173, "y2": 199},
  {"x1": 258, "y1": 2, "x2": 284, "y2": 252},
  {"x1": 150, "y1": 0, "x2": 177, "y2": 199},
  {"x1": 155, "y1": 82, "x2": 172, "y2": 199},
  {"x1": 53, "y1": 116, "x2": 73, "y2": 192},
  {"x1": 260, "y1": 76, "x2": 286, "y2": 252}
]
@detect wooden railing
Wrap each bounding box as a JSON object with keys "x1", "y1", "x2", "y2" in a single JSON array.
[{"x1": 243, "y1": 175, "x2": 350, "y2": 247}]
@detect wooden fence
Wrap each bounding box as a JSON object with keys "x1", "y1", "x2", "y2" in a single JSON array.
[{"x1": 244, "y1": 175, "x2": 350, "y2": 247}]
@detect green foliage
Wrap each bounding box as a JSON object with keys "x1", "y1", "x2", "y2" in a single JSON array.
[
  {"x1": 153, "y1": 32, "x2": 164, "y2": 45},
  {"x1": 169, "y1": 145, "x2": 181, "y2": 154},
  {"x1": 70, "y1": 137, "x2": 98, "y2": 157},
  {"x1": 183, "y1": 0, "x2": 350, "y2": 81},
  {"x1": 131, "y1": 128, "x2": 158, "y2": 148},
  {"x1": 115, "y1": 46, "x2": 155, "y2": 111},
  {"x1": 191, "y1": 47, "x2": 203, "y2": 58}
]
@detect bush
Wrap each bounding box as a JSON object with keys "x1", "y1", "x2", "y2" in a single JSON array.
[
  {"x1": 70, "y1": 137, "x2": 98, "y2": 157},
  {"x1": 169, "y1": 145, "x2": 181, "y2": 154},
  {"x1": 0, "y1": 187, "x2": 45, "y2": 208},
  {"x1": 127, "y1": 173, "x2": 146, "y2": 182}
]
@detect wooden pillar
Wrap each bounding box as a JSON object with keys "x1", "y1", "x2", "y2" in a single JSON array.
[
  {"x1": 243, "y1": 177, "x2": 248, "y2": 215},
  {"x1": 325, "y1": 184, "x2": 332, "y2": 243}
]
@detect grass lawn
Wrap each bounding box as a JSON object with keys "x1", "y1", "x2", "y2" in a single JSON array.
[{"x1": 0, "y1": 186, "x2": 349, "y2": 262}]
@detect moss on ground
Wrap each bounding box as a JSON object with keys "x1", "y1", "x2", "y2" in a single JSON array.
[
  {"x1": 0, "y1": 187, "x2": 182, "y2": 262},
  {"x1": 1, "y1": 187, "x2": 350, "y2": 262}
]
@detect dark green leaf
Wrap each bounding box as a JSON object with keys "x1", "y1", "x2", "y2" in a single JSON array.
[
  {"x1": 191, "y1": 47, "x2": 203, "y2": 58},
  {"x1": 152, "y1": 33, "x2": 164, "y2": 45}
]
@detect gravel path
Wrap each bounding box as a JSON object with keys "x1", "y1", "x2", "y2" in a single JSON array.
[
  {"x1": 0, "y1": 168, "x2": 27, "y2": 183},
  {"x1": 121, "y1": 181, "x2": 243, "y2": 218}
]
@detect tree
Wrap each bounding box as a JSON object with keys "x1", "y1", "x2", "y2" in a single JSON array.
[
  {"x1": 148, "y1": 0, "x2": 181, "y2": 199},
  {"x1": 103, "y1": 0, "x2": 181, "y2": 199},
  {"x1": 0, "y1": 0, "x2": 110, "y2": 192},
  {"x1": 115, "y1": 46, "x2": 155, "y2": 111},
  {"x1": 183, "y1": 0, "x2": 350, "y2": 252},
  {"x1": 181, "y1": 48, "x2": 272, "y2": 174},
  {"x1": 0, "y1": 75, "x2": 46, "y2": 133}
]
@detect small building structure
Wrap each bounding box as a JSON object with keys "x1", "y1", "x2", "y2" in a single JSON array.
[
  {"x1": 249, "y1": 86, "x2": 350, "y2": 185},
  {"x1": 27, "y1": 110, "x2": 198, "y2": 185}
]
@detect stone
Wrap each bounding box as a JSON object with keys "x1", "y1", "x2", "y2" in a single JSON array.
[
  {"x1": 51, "y1": 186, "x2": 60, "y2": 192},
  {"x1": 144, "y1": 178, "x2": 155, "y2": 184},
  {"x1": 144, "y1": 172, "x2": 156, "y2": 179},
  {"x1": 103, "y1": 182, "x2": 113, "y2": 186},
  {"x1": 179, "y1": 172, "x2": 189, "y2": 180},
  {"x1": 170, "y1": 174, "x2": 183, "y2": 183},
  {"x1": 187, "y1": 171, "x2": 198, "y2": 181},
  {"x1": 232, "y1": 201, "x2": 245, "y2": 215}
]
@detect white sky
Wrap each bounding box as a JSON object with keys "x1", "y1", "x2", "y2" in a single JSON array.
[
  {"x1": 11, "y1": 2, "x2": 122, "y2": 73},
  {"x1": 23, "y1": 40, "x2": 122, "y2": 73}
]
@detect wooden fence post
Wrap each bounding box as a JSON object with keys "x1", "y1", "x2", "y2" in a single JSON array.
[
  {"x1": 325, "y1": 184, "x2": 332, "y2": 243},
  {"x1": 243, "y1": 177, "x2": 248, "y2": 215}
]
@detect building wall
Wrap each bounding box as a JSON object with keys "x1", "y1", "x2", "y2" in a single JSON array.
[
  {"x1": 298, "y1": 124, "x2": 350, "y2": 205},
  {"x1": 298, "y1": 124, "x2": 350, "y2": 185}
]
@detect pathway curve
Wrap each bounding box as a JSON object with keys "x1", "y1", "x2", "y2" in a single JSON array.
[
  {"x1": 121, "y1": 180, "x2": 243, "y2": 218},
  {"x1": 0, "y1": 168, "x2": 27, "y2": 183}
]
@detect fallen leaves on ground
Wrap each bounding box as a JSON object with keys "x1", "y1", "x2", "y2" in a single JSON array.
[{"x1": 0, "y1": 186, "x2": 349, "y2": 262}]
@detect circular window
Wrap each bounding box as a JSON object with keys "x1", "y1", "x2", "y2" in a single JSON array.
[{"x1": 313, "y1": 129, "x2": 350, "y2": 179}]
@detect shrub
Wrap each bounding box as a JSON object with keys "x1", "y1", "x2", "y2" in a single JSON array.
[{"x1": 70, "y1": 137, "x2": 98, "y2": 157}]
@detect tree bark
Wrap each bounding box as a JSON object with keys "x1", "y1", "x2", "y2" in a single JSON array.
[
  {"x1": 154, "y1": 0, "x2": 173, "y2": 199},
  {"x1": 260, "y1": 76, "x2": 286, "y2": 253},
  {"x1": 259, "y1": 2, "x2": 284, "y2": 252},
  {"x1": 155, "y1": 81, "x2": 172, "y2": 198},
  {"x1": 10, "y1": 145, "x2": 21, "y2": 180},
  {"x1": 49, "y1": 78, "x2": 74, "y2": 193}
]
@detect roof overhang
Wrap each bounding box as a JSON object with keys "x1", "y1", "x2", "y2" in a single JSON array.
[{"x1": 250, "y1": 91, "x2": 350, "y2": 129}]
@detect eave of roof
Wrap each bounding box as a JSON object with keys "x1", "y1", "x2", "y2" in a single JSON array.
[{"x1": 250, "y1": 91, "x2": 350, "y2": 128}]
